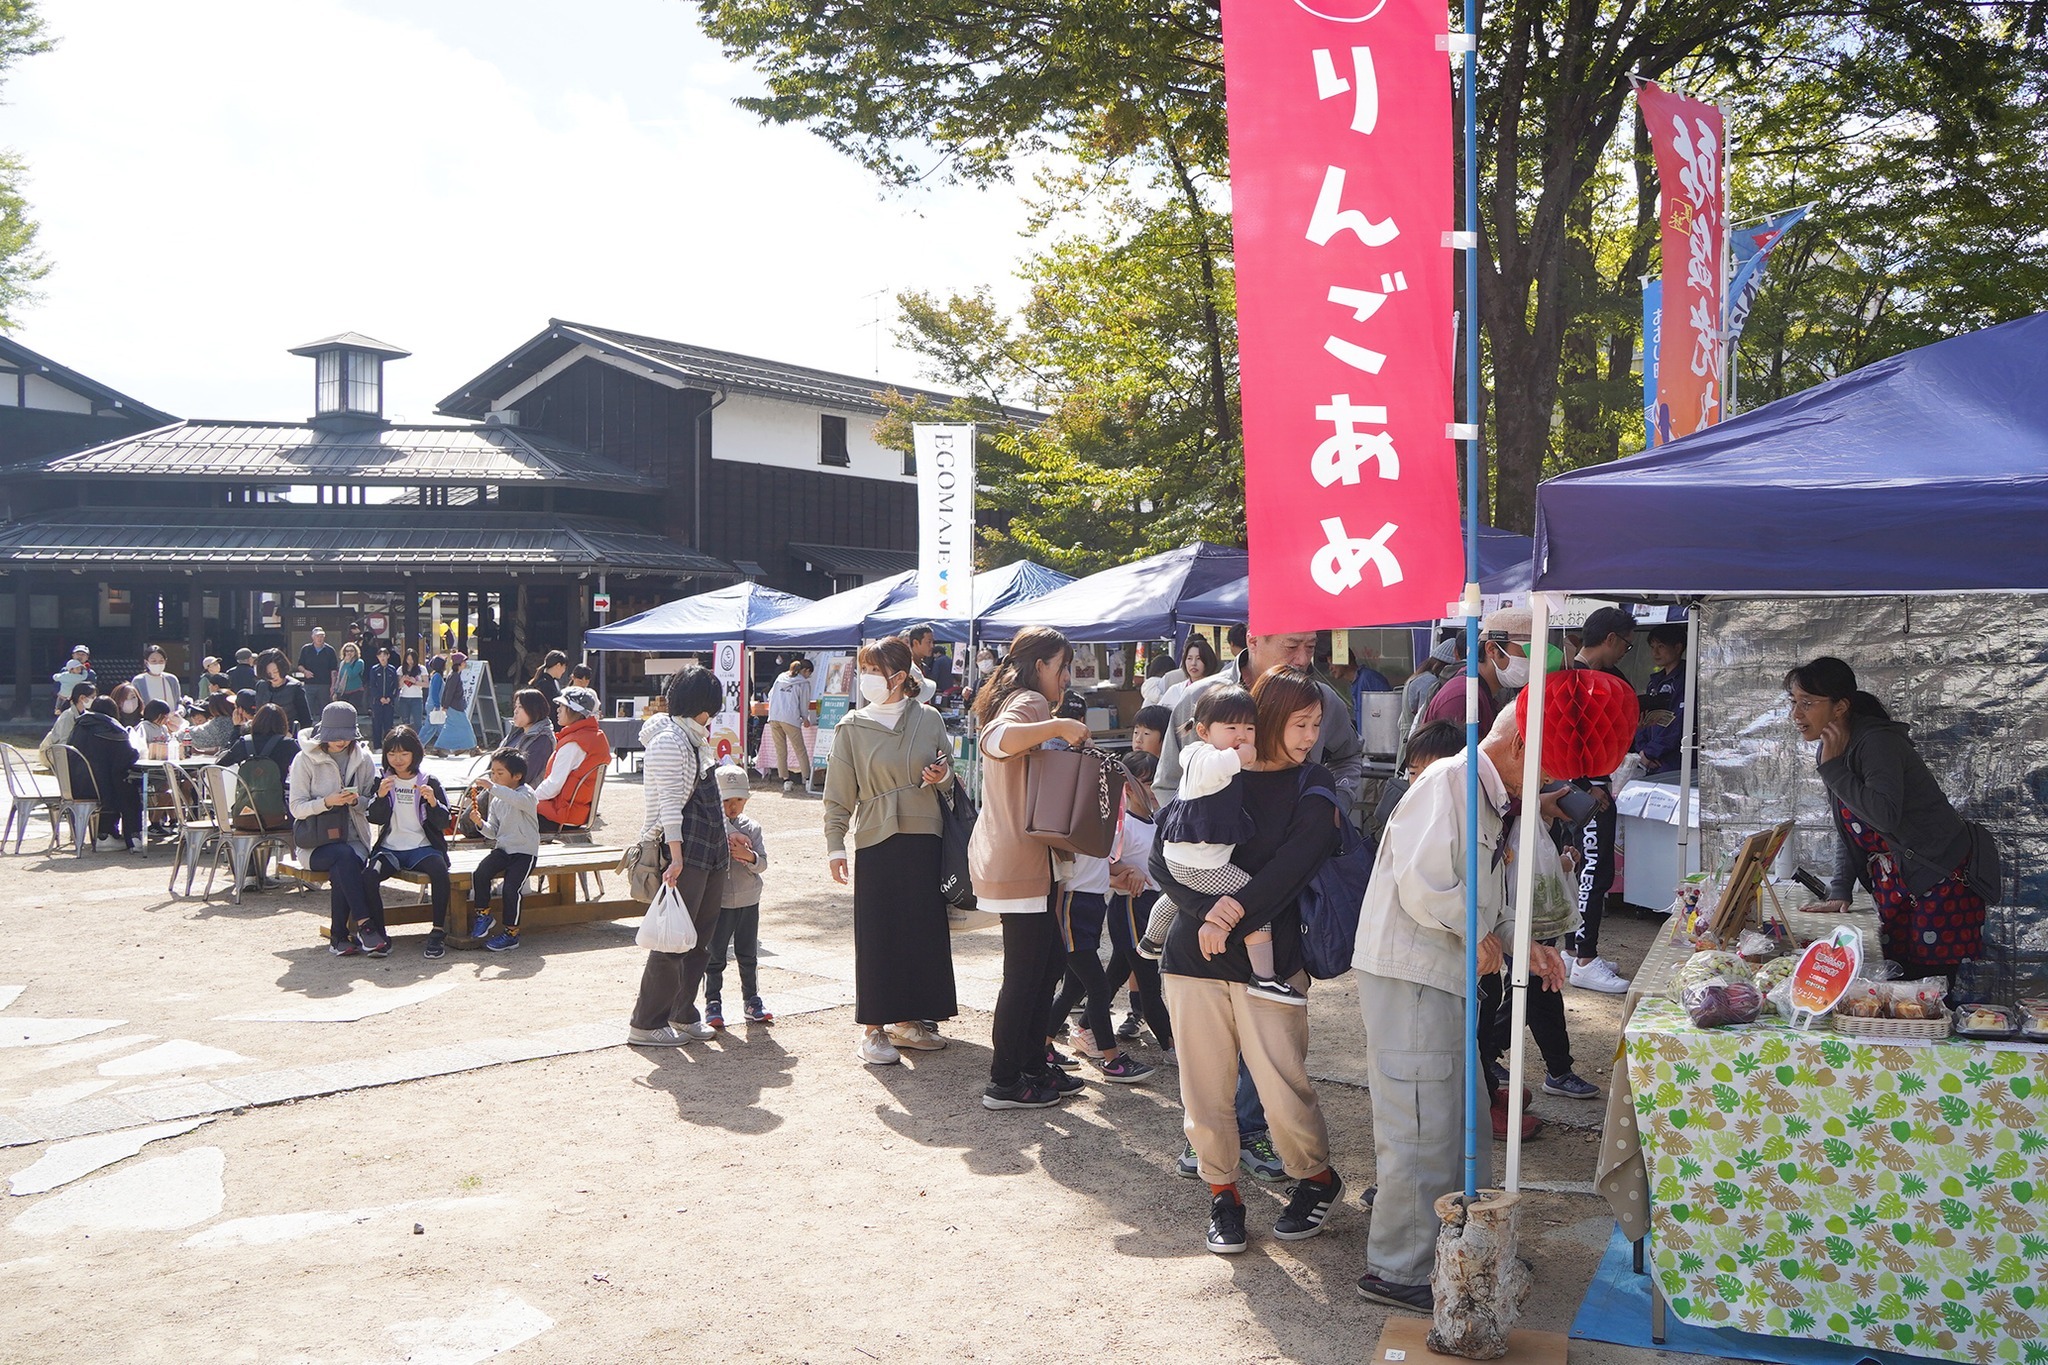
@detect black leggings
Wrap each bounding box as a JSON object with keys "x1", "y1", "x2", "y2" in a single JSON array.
[
  {"x1": 991, "y1": 900, "x2": 1067, "y2": 1088},
  {"x1": 473, "y1": 849, "x2": 536, "y2": 928},
  {"x1": 1056, "y1": 890, "x2": 1117, "y2": 1052},
  {"x1": 1106, "y1": 891, "x2": 1172, "y2": 1049}
]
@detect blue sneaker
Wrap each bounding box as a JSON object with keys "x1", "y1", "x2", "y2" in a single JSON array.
[
  {"x1": 484, "y1": 930, "x2": 521, "y2": 952},
  {"x1": 469, "y1": 910, "x2": 498, "y2": 941}
]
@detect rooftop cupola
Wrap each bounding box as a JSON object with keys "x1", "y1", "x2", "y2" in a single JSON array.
[{"x1": 289, "y1": 332, "x2": 410, "y2": 430}]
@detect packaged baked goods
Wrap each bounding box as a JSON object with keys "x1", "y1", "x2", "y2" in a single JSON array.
[
  {"x1": 2020, "y1": 999, "x2": 2048, "y2": 1042},
  {"x1": 1840, "y1": 982, "x2": 1885, "y2": 1018},
  {"x1": 1884, "y1": 979, "x2": 1948, "y2": 1021},
  {"x1": 1955, "y1": 1003, "x2": 2017, "y2": 1039},
  {"x1": 1677, "y1": 951, "x2": 1755, "y2": 992}
]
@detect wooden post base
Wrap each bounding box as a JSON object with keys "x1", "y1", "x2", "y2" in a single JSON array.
[
  {"x1": 1372, "y1": 1314, "x2": 1566, "y2": 1365},
  {"x1": 1427, "y1": 1188, "x2": 1533, "y2": 1359}
]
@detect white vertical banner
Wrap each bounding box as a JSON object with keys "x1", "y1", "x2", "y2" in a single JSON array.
[
  {"x1": 711, "y1": 638, "x2": 744, "y2": 764},
  {"x1": 912, "y1": 423, "x2": 977, "y2": 621}
]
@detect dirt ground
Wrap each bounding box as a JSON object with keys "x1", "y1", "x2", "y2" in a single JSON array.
[{"x1": 0, "y1": 765, "x2": 1692, "y2": 1365}]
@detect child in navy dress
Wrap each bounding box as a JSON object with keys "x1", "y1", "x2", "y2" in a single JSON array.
[{"x1": 1138, "y1": 685, "x2": 1307, "y2": 1006}]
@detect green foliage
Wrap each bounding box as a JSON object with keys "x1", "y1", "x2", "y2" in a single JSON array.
[{"x1": 0, "y1": 2, "x2": 52, "y2": 329}]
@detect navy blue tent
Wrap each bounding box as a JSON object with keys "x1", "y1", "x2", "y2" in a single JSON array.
[
  {"x1": 1534, "y1": 313, "x2": 2048, "y2": 595},
  {"x1": 745, "y1": 572, "x2": 916, "y2": 650},
  {"x1": 1175, "y1": 527, "x2": 1535, "y2": 627},
  {"x1": 979, "y1": 542, "x2": 1248, "y2": 642},
  {"x1": 583, "y1": 581, "x2": 813, "y2": 652},
  {"x1": 863, "y1": 559, "x2": 1077, "y2": 641}
]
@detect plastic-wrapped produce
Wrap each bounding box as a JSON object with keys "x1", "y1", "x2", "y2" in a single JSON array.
[
  {"x1": 1683, "y1": 979, "x2": 1764, "y2": 1028},
  {"x1": 1753, "y1": 957, "x2": 1798, "y2": 1012},
  {"x1": 1676, "y1": 951, "x2": 1756, "y2": 992}
]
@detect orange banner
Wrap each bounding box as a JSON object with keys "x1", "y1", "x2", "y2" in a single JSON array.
[{"x1": 1641, "y1": 82, "x2": 1725, "y2": 444}]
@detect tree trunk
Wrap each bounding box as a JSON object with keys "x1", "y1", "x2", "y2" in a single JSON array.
[{"x1": 1430, "y1": 1188, "x2": 1533, "y2": 1359}]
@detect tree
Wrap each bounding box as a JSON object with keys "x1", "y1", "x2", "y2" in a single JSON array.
[
  {"x1": 0, "y1": 1, "x2": 52, "y2": 328},
  {"x1": 698, "y1": 0, "x2": 2048, "y2": 534}
]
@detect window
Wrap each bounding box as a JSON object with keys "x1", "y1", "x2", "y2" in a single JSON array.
[
  {"x1": 819, "y1": 413, "x2": 850, "y2": 467},
  {"x1": 902, "y1": 447, "x2": 916, "y2": 477},
  {"x1": 344, "y1": 351, "x2": 381, "y2": 413},
  {"x1": 315, "y1": 350, "x2": 342, "y2": 414}
]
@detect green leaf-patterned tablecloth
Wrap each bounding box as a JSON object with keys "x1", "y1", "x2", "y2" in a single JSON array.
[{"x1": 1625, "y1": 998, "x2": 2048, "y2": 1363}]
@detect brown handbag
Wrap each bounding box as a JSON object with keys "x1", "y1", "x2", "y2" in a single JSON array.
[{"x1": 1023, "y1": 745, "x2": 1127, "y2": 858}]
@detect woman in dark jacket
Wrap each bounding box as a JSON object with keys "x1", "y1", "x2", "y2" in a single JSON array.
[
  {"x1": 1152, "y1": 667, "x2": 1343, "y2": 1257},
  {"x1": 1789, "y1": 656, "x2": 1991, "y2": 975},
  {"x1": 365, "y1": 726, "x2": 455, "y2": 959},
  {"x1": 73, "y1": 696, "x2": 144, "y2": 851},
  {"x1": 528, "y1": 650, "x2": 569, "y2": 708},
  {"x1": 254, "y1": 649, "x2": 312, "y2": 731}
]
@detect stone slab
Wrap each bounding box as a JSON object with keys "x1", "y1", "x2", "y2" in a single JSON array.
[
  {"x1": 7, "y1": 1118, "x2": 213, "y2": 1195},
  {"x1": 7, "y1": 1146, "x2": 225, "y2": 1235}
]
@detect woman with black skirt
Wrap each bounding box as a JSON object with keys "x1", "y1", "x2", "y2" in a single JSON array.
[{"x1": 821, "y1": 636, "x2": 958, "y2": 1066}]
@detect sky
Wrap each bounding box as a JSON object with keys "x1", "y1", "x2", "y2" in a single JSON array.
[{"x1": 4, "y1": 0, "x2": 1040, "y2": 422}]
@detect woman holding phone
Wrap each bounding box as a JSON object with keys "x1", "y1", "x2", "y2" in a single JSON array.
[{"x1": 288, "y1": 701, "x2": 389, "y2": 957}]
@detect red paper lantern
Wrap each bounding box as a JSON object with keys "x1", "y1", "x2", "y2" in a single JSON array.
[{"x1": 1516, "y1": 668, "x2": 1640, "y2": 781}]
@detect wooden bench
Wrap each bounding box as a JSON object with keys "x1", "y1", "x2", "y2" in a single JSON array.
[{"x1": 278, "y1": 842, "x2": 639, "y2": 941}]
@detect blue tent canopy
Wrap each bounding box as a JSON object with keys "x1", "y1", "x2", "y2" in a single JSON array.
[
  {"x1": 863, "y1": 559, "x2": 1077, "y2": 641},
  {"x1": 1175, "y1": 527, "x2": 1534, "y2": 627},
  {"x1": 744, "y1": 572, "x2": 917, "y2": 650},
  {"x1": 979, "y1": 542, "x2": 1249, "y2": 642},
  {"x1": 583, "y1": 581, "x2": 813, "y2": 652},
  {"x1": 1534, "y1": 313, "x2": 2048, "y2": 595}
]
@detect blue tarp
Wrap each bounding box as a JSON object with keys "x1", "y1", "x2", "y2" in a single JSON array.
[
  {"x1": 744, "y1": 572, "x2": 917, "y2": 650},
  {"x1": 979, "y1": 542, "x2": 1249, "y2": 642},
  {"x1": 863, "y1": 560, "x2": 1078, "y2": 641},
  {"x1": 1175, "y1": 527, "x2": 1535, "y2": 626},
  {"x1": 583, "y1": 581, "x2": 813, "y2": 652},
  {"x1": 1534, "y1": 313, "x2": 2048, "y2": 595}
]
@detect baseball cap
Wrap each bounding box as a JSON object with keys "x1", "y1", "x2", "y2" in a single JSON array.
[
  {"x1": 1480, "y1": 606, "x2": 1532, "y2": 643},
  {"x1": 715, "y1": 764, "x2": 751, "y2": 801},
  {"x1": 235, "y1": 688, "x2": 259, "y2": 712}
]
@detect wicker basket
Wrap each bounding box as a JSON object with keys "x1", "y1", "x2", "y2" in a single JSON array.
[{"x1": 1830, "y1": 1011, "x2": 1952, "y2": 1041}]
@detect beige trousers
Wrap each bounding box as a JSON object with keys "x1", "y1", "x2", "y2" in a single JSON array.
[
  {"x1": 767, "y1": 721, "x2": 807, "y2": 781},
  {"x1": 1161, "y1": 972, "x2": 1330, "y2": 1186}
]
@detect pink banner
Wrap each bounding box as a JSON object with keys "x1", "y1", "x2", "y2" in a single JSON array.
[
  {"x1": 1640, "y1": 81, "x2": 1726, "y2": 443},
  {"x1": 1224, "y1": 0, "x2": 1461, "y2": 634}
]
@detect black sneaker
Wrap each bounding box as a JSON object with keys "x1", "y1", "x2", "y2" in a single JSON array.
[
  {"x1": 1045, "y1": 1068, "x2": 1085, "y2": 1094},
  {"x1": 328, "y1": 939, "x2": 363, "y2": 957},
  {"x1": 361, "y1": 932, "x2": 392, "y2": 959},
  {"x1": 1135, "y1": 935, "x2": 1165, "y2": 961},
  {"x1": 1246, "y1": 976, "x2": 1310, "y2": 1007},
  {"x1": 1485, "y1": 1058, "x2": 1510, "y2": 1090},
  {"x1": 1046, "y1": 1045, "x2": 1081, "y2": 1071},
  {"x1": 1357, "y1": 1274, "x2": 1434, "y2": 1310},
  {"x1": 982, "y1": 1079, "x2": 1062, "y2": 1110},
  {"x1": 422, "y1": 930, "x2": 446, "y2": 960},
  {"x1": 1115, "y1": 1013, "x2": 1143, "y2": 1041},
  {"x1": 1206, "y1": 1190, "x2": 1248, "y2": 1255},
  {"x1": 1274, "y1": 1170, "x2": 1342, "y2": 1240}
]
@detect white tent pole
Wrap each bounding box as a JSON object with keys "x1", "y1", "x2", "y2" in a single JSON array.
[
  {"x1": 1504, "y1": 589, "x2": 1552, "y2": 1192},
  {"x1": 1675, "y1": 604, "x2": 1702, "y2": 874}
]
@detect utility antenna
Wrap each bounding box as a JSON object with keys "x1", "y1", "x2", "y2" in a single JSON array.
[{"x1": 857, "y1": 288, "x2": 889, "y2": 376}]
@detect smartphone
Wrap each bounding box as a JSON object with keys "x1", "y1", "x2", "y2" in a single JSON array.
[{"x1": 1554, "y1": 785, "x2": 1598, "y2": 827}]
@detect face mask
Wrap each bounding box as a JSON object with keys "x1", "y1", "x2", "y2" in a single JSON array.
[
  {"x1": 147, "y1": 662, "x2": 164, "y2": 674},
  {"x1": 1495, "y1": 648, "x2": 1530, "y2": 689},
  {"x1": 858, "y1": 673, "x2": 894, "y2": 706},
  {"x1": 120, "y1": 701, "x2": 139, "y2": 714}
]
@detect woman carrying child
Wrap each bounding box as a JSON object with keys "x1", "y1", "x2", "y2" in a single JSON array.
[{"x1": 365, "y1": 726, "x2": 455, "y2": 960}]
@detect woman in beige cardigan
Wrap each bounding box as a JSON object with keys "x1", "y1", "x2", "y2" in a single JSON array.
[
  {"x1": 823, "y1": 637, "x2": 958, "y2": 1067},
  {"x1": 968, "y1": 626, "x2": 1091, "y2": 1110}
]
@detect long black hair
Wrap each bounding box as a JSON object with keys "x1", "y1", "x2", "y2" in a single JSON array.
[
  {"x1": 1784, "y1": 656, "x2": 1890, "y2": 721},
  {"x1": 974, "y1": 626, "x2": 1071, "y2": 723}
]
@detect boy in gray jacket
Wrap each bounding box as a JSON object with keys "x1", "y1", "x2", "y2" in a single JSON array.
[
  {"x1": 705, "y1": 763, "x2": 771, "y2": 1027},
  {"x1": 470, "y1": 748, "x2": 540, "y2": 952}
]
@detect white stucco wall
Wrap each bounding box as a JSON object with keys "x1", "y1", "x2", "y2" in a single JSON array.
[{"x1": 710, "y1": 391, "x2": 909, "y2": 482}]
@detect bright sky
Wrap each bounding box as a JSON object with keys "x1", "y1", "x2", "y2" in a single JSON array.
[{"x1": 5, "y1": 0, "x2": 1037, "y2": 422}]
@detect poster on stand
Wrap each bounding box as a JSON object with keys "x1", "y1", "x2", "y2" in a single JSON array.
[
  {"x1": 1221, "y1": 0, "x2": 1462, "y2": 633},
  {"x1": 711, "y1": 639, "x2": 743, "y2": 763}
]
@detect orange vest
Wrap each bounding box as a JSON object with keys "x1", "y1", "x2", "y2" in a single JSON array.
[{"x1": 539, "y1": 716, "x2": 611, "y2": 827}]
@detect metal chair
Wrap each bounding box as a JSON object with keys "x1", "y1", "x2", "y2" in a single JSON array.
[
  {"x1": 1, "y1": 745, "x2": 64, "y2": 854},
  {"x1": 50, "y1": 745, "x2": 101, "y2": 857},
  {"x1": 164, "y1": 761, "x2": 218, "y2": 897},
  {"x1": 203, "y1": 764, "x2": 293, "y2": 904}
]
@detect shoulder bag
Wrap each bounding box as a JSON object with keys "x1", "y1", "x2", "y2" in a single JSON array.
[{"x1": 1024, "y1": 744, "x2": 1127, "y2": 859}]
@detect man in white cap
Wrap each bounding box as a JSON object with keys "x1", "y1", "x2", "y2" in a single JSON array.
[{"x1": 1418, "y1": 606, "x2": 1531, "y2": 738}]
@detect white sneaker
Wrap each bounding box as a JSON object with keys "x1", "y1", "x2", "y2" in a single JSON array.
[
  {"x1": 858, "y1": 1030, "x2": 901, "y2": 1066},
  {"x1": 1569, "y1": 958, "x2": 1631, "y2": 994},
  {"x1": 782, "y1": 781, "x2": 795, "y2": 794},
  {"x1": 675, "y1": 1020, "x2": 717, "y2": 1040},
  {"x1": 886, "y1": 1022, "x2": 946, "y2": 1051},
  {"x1": 628, "y1": 1025, "x2": 690, "y2": 1047}
]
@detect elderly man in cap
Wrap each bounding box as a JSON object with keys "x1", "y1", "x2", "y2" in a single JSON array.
[
  {"x1": 225, "y1": 647, "x2": 258, "y2": 691},
  {"x1": 533, "y1": 685, "x2": 612, "y2": 833},
  {"x1": 1419, "y1": 606, "x2": 1531, "y2": 737},
  {"x1": 1352, "y1": 690, "x2": 1590, "y2": 1311}
]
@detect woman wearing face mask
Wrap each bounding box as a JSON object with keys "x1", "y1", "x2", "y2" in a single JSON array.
[
  {"x1": 821, "y1": 636, "x2": 959, "y2": 1067},
  {"x1": 132, "y1": 645, "x2": 184, "y2": 710},
  {"x1": 1419, "y1": 605, "x2": 1532, "y2": 735}
]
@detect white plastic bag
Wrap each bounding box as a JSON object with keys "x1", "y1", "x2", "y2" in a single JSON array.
[{"x1": 635, "y1": 881, "x2": 698, "y2": 953}]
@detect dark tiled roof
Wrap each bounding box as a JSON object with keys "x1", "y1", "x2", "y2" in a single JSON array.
[
  {"x1": 787, "y1": 542, "x2": 919, "y2": 577},
  {"x1": 0, "y1": 336, "x2": 176, "y2": 426},
  {"x1": 437, "y1": 319, "x2": 1044, "y2": 423},
  {"x1": 0, "y1": 508, "x2": 729, "y2": 574},
  {"x1": 40, "y1": 420, "x2": 655, "y2": 493}
]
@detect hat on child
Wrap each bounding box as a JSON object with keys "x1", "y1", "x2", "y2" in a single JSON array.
[{"x1": 715, "y1": 764, "x2": 751, "y2": 801}]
